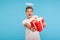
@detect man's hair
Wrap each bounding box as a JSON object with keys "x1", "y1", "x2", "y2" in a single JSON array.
[{"x1": 25, "y1": 6, "x2": 33, "y2": 11}]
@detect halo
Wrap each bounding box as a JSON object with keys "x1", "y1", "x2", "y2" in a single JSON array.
[{"x1": 25, "y1": 2, "x2": 34, "y2": 6}]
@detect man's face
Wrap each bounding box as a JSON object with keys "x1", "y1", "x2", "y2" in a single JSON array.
[{"x1": 26, "y1": 9, "x2": 33, "y2": 18}]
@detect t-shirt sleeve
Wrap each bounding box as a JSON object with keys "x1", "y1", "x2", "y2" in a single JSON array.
[{"x1": 22, "y1": 20, "x2": 26, "y2": 25}]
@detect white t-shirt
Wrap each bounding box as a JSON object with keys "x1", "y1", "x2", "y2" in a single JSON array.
[{"x1": 22, "y1": 15, "x2": 40, "y2": 40}]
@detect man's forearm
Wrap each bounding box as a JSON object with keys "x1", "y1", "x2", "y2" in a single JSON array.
[{"x1": 24, "y1": 23, "x2": 31, "y2": 30}]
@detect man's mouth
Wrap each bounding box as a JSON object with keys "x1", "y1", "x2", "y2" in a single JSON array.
[
  {"x1": 27, "y1": 14, "x2": 32, "y2": 18},
  {"x1": 28, "y1": 14, "x2": 31, "y2": 16}
]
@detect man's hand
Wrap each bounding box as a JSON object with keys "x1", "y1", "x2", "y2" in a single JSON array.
[
  {"x1": 43, "y1": 22, "x2": 46, "y2": 28},
  {"x1": 30, "y1": 27, "x2": 37, "y2": 32}
]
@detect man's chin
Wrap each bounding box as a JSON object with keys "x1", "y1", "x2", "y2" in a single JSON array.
[{"x1": 28, "y1": 16, "x2": 32, "y2": 18}]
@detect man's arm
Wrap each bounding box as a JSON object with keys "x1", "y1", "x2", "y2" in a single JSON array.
[
  {"x1": 24, "y1": 23, "x2": 36, "y2": 32},
  {"x1": 24, "y1": 23, "x2": 31, "y2": 30}
]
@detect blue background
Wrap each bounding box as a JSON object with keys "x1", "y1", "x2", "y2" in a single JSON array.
[{"x1": 0, "y1": 0, "x2": 60, "y2": 40}]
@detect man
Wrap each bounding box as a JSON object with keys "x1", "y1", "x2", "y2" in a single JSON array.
[{"x1": 22, "y1": 6, "x2": 43, "y2": 40}]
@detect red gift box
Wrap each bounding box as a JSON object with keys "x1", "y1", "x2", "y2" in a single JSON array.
[{"x1": 30, "y1": 18, "x2": 45, "y2": 32}]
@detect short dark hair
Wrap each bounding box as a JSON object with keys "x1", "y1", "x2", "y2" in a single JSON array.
[{"x1": 25, "y1": 6, "x2": 33, "y2": 11}]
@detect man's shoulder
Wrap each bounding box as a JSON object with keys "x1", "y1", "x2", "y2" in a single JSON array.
[
  {"x1": 22, "y1": 18, "x2": 27, "y2": 25},
  {"x1": 22, "y1": 18, "x2": 26, "y2": 22}
]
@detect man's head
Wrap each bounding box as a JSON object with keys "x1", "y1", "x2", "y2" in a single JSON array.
[{"x1": 25, "y1": 6, "x2": 33, "y2": 18}]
